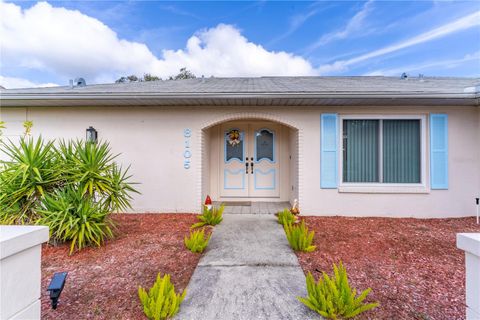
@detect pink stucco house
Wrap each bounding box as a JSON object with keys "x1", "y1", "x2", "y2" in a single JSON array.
[{"x1": 1, "y1": 76, "x2": 479, "y2": 217}]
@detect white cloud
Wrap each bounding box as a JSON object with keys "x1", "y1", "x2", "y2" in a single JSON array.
[
  {"x1": 0, "y1": 75, "x2": 58, "y2": 89},
  {"x1": 0, "y1": 1, "x2": 161, "y2": 81},
  {"x1": 0, "y1": 1, "x2": 317, "y2": 86},
  {"x1": 154, "y1": 24, "x2": 317, "y2": 77},
  {"x1": 305, "y1": 0, "x2": 374, "y2": 53},
  {"x1": 318, "y1": 10, "x2": 480, "y2": 74}
]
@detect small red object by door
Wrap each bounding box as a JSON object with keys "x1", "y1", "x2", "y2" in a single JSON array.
[{"x1": 205, "y1": 195, "x2": 212, "y2": 211}]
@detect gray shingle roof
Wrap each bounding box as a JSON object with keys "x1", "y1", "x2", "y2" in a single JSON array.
[
  {"x1": 1, "y1": 77, "x2": 479, "y2": 107},
  {"x1": 2, "y1": 76, "x2": 479, "y2": 94}
]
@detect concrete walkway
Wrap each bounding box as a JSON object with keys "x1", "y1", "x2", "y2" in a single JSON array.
[{"x1": 176, "y1": 214, "x2": 318, "y2": 320}]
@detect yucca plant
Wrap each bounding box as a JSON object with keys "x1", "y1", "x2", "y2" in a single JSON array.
[
  {"x1": 284, "y1": 220, "x2": 316, "y2": 252},
  {"x1": 277, "y1": 208, "x2": 296, "y2": 226},
  {"x1": 37, "y1": 187, "x2": 114, "y2": 254},
  {"x1": 298, "y1": 262, "x2": 379, "y2": 319},
  {"x1": 184, "y1": 228, "x2": 211, "y2": 253},
  {"x1": 56, "y1": 139, "x2": 138, "y2": 211},
  {"x1": 0, "y1": 121, "x2": 5, "y2": 135},
  {"x1": 0, "y1": 134, "x2": 139, "y2": 253},
  {"x1": 0, "y1": 136, "x2": 62, "y2": 223},
  {"x1": 138, "y1": 273, "x2": 186, "y2": 320},
  {"x1": 191, "y1": 204, "x2": 224, "y2": 228},
  {"x1": 103, "y1": 164, "x2": 138, "y2": 212},
  {"x1": 23, "y1": 120, "x2": 33, "y2": 136},
  {"x1": 70, "y1": 140, "x2": 117, "y2": 197}
]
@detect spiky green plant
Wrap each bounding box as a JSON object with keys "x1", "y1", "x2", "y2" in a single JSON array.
[
  {"x1": 70, "y1": 140, "x2": 117, "y2": 197},
  {"x1": 0, "y1": 136, "x2": 62, "y2": 223},
  {"x1": 191, "y1": 204, "x2": 224, "y2": 228},
  {"x1": 298, "y1": 262, "x2": 379, "y2": 319},
  {"x1": 277, "y1": 208, "x2": 296, "y2": 226},
  {"x1": 284, "y1": 220, "x2": 316, "y2": 252},
  {"x1": 23, "y1": 120, "x2": 33, "y2": 136},
  {"x1": 138, "y1": 273, "x2": 186, "y2": 320},
  {"x1": 56, "y1": 139, "x2": 139, "y2": 211},
  {"x1": 0, "y1": 135, "x2": 139, "y2": 253},
  {"x1": 0, "y1": 121, "x2": 6, "y2": 136},
  {"x1": 103, "y1": 164, "x2": 138, "y2": 212},
  {"x1": 37, "y1": 187, "x2": 114, "y2": 254},
  {"x1": 184, "y1": 228, "x2": 211, "y2": 253}
]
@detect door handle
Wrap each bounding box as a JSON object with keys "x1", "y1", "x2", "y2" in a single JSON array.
[
  {"x1": 245, "y1": 161, "x2": 249, "y2": 174},
  {"x1": 250, "y1": 160, "x2": 254, "y2": 174}
]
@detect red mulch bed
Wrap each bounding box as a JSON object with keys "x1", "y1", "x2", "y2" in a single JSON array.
[
  {"x1": 296, "y1": 216, "x2": 480, "y2": 320},
  {"x1": 41, "y1": 213, "x2": 203, "y2": 320}
]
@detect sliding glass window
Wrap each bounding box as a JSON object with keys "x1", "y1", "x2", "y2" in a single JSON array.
[{"x1": 343, "y1": 119, "x2": 421, "y2": 184}]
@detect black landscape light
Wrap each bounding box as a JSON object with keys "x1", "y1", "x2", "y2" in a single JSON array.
[
  {"x1": 476, "y1": 197, "x2": 479, "y2": 224},
  {"x1": 86, "y1": 126, "x2": 98, "y2": 143},
  {"x1": 47, "y1": 272, "x2": 68, "y2": 309}
]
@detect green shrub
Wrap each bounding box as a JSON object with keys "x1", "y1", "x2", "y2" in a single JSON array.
[
  {"x1": 56, "y1": 140, "x2": 138, "y2": 212},
  {"x1": 23, "y1": 120, "x2": 33, "y2": 136},
  {"x1": 0, "y1": 137, "x2": 62, "y2": 224},
  {"x1": 191, "y1": 204, "x2": 224, "y2": 228},
  {"x1": 103, "y1": 163, "x2": 138, "y2": 212},
  {"x1": 37, "y1": 187, "x2": 114, "y2": 254},
  {"x1": 184, "y1": 228, "x2": 211, "y2": 253},
  {"x1": 0, "y1": 121, "x2": 5, "y2": 135},
  {"x1": 138, "y1": 273, "x2": 186, "y2": 320},
  {"x1": 284, "y1": 220, "x2": 316, "y2": 252},
  {"x1": 298, "y1": 262, "x2": 379, "y2": 319},
  {"x1": 0, "y1": 135, "x2": 138, "y2": 253},
  {"x1": 277, "y1": 208, "x2": 296, "y2": 226}
]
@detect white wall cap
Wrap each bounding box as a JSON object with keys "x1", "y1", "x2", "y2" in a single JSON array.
[
  {"x1": 0, "y1": 225, "x2": 49, "y2": 260},
  {"x1": 457, "y1": 233, "x2": 480, "y2": 256}
]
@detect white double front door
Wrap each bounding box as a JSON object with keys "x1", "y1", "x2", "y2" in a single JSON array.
[{"x1": 220, "y1": 122, "x2": 280, "y2": 198}]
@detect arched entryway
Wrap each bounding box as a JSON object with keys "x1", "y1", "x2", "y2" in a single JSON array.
[{"x1": 199, "y1": 113, "x2": 301, "y2": 210}]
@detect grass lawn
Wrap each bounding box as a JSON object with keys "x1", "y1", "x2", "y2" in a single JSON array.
[
  {"x1": 296, "y1": 216, "x2": 480, "y2": 320},
  {"x1": 41, "y1": 214, "x2": 201, "y2": 320}
]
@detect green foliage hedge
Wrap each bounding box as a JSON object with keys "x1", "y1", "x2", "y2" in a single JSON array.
[{"x1": 0, "y1": 136, "x2": 138, "y2": 254}]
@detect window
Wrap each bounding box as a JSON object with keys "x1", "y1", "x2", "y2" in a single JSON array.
[
  {"x1": 342, "y1": 118, "x2": 422, "y2": 184},
  {"x1": 225, "y1": 129, "x2": 244, "y2": 162},
  {"x1": 255, "y1": 129, "x2": 274, "y2": 162}
]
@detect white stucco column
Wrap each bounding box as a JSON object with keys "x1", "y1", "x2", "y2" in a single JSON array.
[
  {"x1": 457, "y1": 233, "x2": 480, "y2": 319},
  {"x1": 0, "y1": 225, "x2": 49, "y2": 320}
]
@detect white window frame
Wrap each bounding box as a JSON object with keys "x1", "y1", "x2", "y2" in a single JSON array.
[{"x1": 338, "y1": 114, "x2": 428, "y2": 194}]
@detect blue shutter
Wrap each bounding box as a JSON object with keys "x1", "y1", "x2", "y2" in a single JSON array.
[
  {"x1": 321, "y1": 114, "x2": 338, "y2": 188},
  {"x1": 430, "y1": 114, "x2": 448, "y2": 189}
]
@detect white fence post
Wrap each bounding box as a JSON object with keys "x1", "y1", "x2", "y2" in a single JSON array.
[
  {"x1": 0, "y1": 226, "x2": 49, "y2": 320},
  {"x1": 457, "y1": 233, "x2": 480, "y2": 319}
]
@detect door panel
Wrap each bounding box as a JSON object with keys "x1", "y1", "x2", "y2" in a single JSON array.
[
  {"x1": 249, "y1": 124, "x2": 280, "y2": 197},
  {"x1": 220, "y1": 122, "x2": 280, "y2": 198},
  {"x1": 253, "y1": 169, "x2": 276, "y2": 189},
  {"x1": 220, "y1": 125, "x2": 248, "y2": 197}
]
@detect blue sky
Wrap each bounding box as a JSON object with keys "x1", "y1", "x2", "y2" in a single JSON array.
[{"x1": 0, "y1": 1, "x2": 479, "y2": 88}]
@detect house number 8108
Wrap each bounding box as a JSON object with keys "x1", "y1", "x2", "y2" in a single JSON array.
[{"x1": 183, "y1": 129, "x2": 192, "y2": 169}]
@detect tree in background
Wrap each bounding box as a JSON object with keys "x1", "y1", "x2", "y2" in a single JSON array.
[
  {"x1": 115, "y1": 68, "x2": 196, "y2": 83},
  {"x1": 169, "y1": 67, "x2": 196, "y2": 80},
  {"x1": 142, "y1": 73, "x2": 161, "y2": 81},
  {"x1": 115, "y1": 74, "x2": 144, "y2": 83}
]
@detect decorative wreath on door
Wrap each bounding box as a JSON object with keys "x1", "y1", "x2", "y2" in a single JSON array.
[{"x1": 227, "y1": 129, "x2": 241, "y2": 146}]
